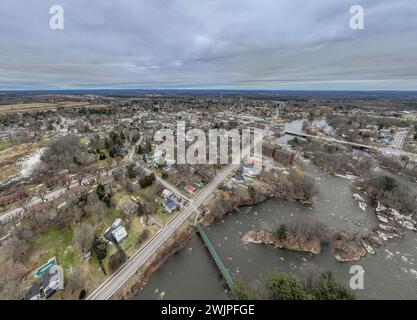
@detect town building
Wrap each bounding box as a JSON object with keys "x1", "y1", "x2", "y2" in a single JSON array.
[{"x1": 262, "y1": 143, "x2": 296, "y2": 165}]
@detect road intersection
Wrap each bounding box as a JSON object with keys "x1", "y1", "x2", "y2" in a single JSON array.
[{"x1": 87, "y1": 134, "x2": 263, "y2": 300}]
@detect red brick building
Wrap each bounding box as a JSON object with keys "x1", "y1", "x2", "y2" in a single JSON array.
[{"x1": 262, "y1": 144, "x2": 295, "y2": 165}]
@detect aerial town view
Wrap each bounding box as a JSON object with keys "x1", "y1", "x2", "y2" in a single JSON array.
[{"x1": 1, "y1": 0, "x2": 417, "y2": 311}]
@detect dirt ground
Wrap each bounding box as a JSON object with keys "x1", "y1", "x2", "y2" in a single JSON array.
[{"x1": 0, "y1": 143, "x2": 36, "y2": 181}]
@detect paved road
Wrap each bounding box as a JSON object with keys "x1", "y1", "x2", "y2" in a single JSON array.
[
  {"x1": 87, "y1": 162, "x2": 239, "y2": 300},
  {"x1": 0, "y1": 170, "x2": 114, "y2": 224},
  {"x1": 87, "y1": 132, "x2": 263, "y2": 300},
  {"x1": 286, "y1": 130, "x2": 417, "y2": 161},
  {"x1": 0, "y1": 183, "x2": 75, "y2": 224},
  {"x1": 390, "y1": 131, "x2": 408, "y2": 150},
  {"x1": 143, "y1": 166, "x2": 191, "y2": 202},
  {"x1": 285, "y1": 130, "x2": 373, "y2": 149}
]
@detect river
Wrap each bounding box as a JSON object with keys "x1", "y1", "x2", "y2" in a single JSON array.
[{"x1": 134, "y1": 120, "x2": 417, "y2": 300}]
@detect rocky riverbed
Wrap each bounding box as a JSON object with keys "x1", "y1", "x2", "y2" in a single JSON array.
[
  {"x1": 241, "y1": 229, "x2": 321, "y2": 254},
  {"x1": 241, "y1": 198, "x2": 417, "y2": 263}
]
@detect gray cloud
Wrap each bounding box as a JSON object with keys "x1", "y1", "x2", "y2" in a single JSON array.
[{"x1": 0, "y1": 0, "x2": 416, "y2": 90}]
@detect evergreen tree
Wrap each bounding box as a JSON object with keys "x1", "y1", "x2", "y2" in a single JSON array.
[
  {"x1": 310, "y1": 271, "x2": 355, "y2": 300},
  {"x1": 93, "y1": 236, "x2": 108, "y2": 261}
]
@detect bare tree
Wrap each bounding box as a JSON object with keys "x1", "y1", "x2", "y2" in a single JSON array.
[
  {"x1": 65, "y1": 268, "x2": 86, "y2": 297},
  {"x1": 63, "y1": 174, "x2": 72, "y2": 190},
  {"x1": 87, "y1": 192, "x2": 107, "y2": 218},
  {"x1": 0, "y1": 257, "x2": 27, "y2": 299},
  {"x1": 74, "y1": 223, "x2": 94, "y2": 253},
  {"x1": 41, "y1": 134, "x2": 87, "y2": 172},
  {"x1": 115, "y1": 155, "x2": 123, "y2": 167},
  {"x1": 400, "y1": 155, "x2": 410, "y2": 169},
  {"x1": 105, "y1": 158, "x2": 113, "y2": 176},
  {"x1": 89, "y1": 164, "x2": 103, "y2": 182},
  {"x1": 4, "y1": 225, "x2": 33, "y2": 262},
  {"x1": 76, "y1": 166, "x2": 88, "y2": 186},
  {"x1": 37, "y1": 185, "x2": 48, "y2": 202}
]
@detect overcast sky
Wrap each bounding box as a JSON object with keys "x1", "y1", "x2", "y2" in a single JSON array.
[{"x1": 1, "y1": 0, "x2": 416, "y2": 90}]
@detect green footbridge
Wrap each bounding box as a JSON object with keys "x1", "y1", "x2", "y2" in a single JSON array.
[{"x1": 196, "y1": 223, "x2": 234, "y2": 288}]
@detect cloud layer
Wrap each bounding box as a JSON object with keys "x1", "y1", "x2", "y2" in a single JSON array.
[{"x1": 1, "y1": 0, "x2": 417, "y2": 90}]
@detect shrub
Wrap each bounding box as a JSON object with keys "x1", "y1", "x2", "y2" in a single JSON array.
[
  {"x1": 92, "y1": 236, "x2": 107, "y2": 261},
  {"x1": 248, "y1": 186, "x2": 256, "y2": 199},
  {"x1": 231, "y1": 279, "x2": 258, "y2": 300},
  {"x1": 108, "y1": 250, "x2": 127, "y2": 273},
  {"x1": 140, "y1": 174, "x2": 155, "y2": 188},
  {"x1": 79, "y1": 290, "x2": 86, "y2": 300},
  {"x1": 127, "y1": 164, "x2": 136, "y2": 179},
  {"x1": 276, "y1": 224, "x2": 288, "y2": 240},
  {"x1": 288, "y1": 137, "x2": 299, "y2": 146},
  {"x1": 138, "y1": 229, "x2": 150, "y2": 244},
  {"x1": 381, "y1": 176, "x2": 397, "y2": 191}
]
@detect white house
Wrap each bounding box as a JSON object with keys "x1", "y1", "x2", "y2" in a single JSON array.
[
  {"x1": 111, "y1": 226, "x2": 128, "y2": 244},
  {"x1": 41, "y1": 265, "x2": 65, "y2": 298}
]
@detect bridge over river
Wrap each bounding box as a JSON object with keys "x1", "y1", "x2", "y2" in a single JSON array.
[
  {"x1": 196, "y1": 223, "x2": 234, "y2": 288},
  {"x1": 285, "y1": 130, "x2": 417, "y2": 162}
]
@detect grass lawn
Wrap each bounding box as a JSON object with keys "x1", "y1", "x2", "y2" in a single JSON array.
[
  {"x1": 153, "y1": 203, "x2": 174, "y2": 225},
  {"x1": 114, "y1": 192, "x2": 130, "y2": 211},
  {"x1": 95, "y1": 149, "x2": 109, "y2": 167},
  {"x1": 0, "y1": 140, "x2": 14, "y2": 152},
  {"x1": 9, "y1": 186, "x2": 164, "y2": 299},
  {"x1": 80, "y1": 137, "x2": 90, "y2": 145},
  {"x1": 135, "y1": 182, "x2": 159, "y2": 202},
  {"x1": 30, "y1": 226, "x2": 80, "y2": 274},
  {"x1": 120, "y1": 215, "x2": 158, "y2": 257}
]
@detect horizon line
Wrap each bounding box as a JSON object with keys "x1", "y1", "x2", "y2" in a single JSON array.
[{"x1": 1, "y1": 88, "x2": 417, "y2": 93}]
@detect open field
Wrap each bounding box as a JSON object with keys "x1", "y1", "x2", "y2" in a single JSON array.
[
  {"x1": 0, "y1": 142, "x2": 38, "y2": 181},
  {"x1": 0, "y1": 102, "x2": 108, "y2": 114}
]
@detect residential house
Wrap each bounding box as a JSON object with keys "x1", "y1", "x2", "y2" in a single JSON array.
[
  {"x1": 243, "y1": 165, "x2": 262, "y2": 178},
  {"x1": 98, "y1": 175, "x2": 114, "y2": 186},
  {"x1": 25, "y1": 283, "x2": 42, "y2": 300},
  {"x1": 111, "y1": 226, "x2": 128, "y2": 244},
  {"x1": 196, "y1": 179, "x2": 205, "y2": 188},
  {"x1": 0, "y1": 191, "x2": 25, "y2": 208},
  {"x1": 64, "y1": 186, "x2": 86, "y2": 199},
  {"x1": 123, "y1": 200, "x2": 139, "y2": 215},
  {"x1": 105, "y1": 219, "x2": 128, "y2": 244},
  {"x1": 163, "y1": 199, "x2": 177, "y2": 214},
  {"x1": 41, "y1": 265, "x2": 65, "y2": 298},
  {"x1": 162, "y1": 189, "x2": 174, "y2": 200},
  {"x1": 184, "y1": 183, "x2": 196, "y2": 194}
]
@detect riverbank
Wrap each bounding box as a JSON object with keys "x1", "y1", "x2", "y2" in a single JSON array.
[
  {"x1": 125, "y1": 157, "x2": 417, "y2": 299},
  {"x1": 121, "y1": 169, "x2": 316, "y2": 299},
  {"x1": 115, "y1": 224, "x2": 195, "y2": 299}
]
